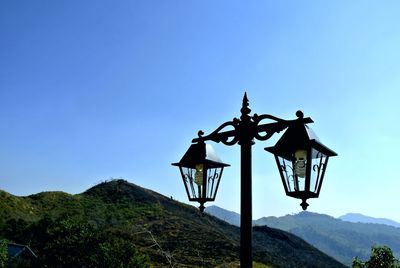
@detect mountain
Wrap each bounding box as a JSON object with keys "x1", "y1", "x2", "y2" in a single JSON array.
[
  {"x1": 205, "y1": 205, "x2": 241, "y2": 226},
  {"x1": 207, "y1": 206, "x2": 400, "y2": 266},
  {"x1": 0, "y1": 179, "x2": 345, "y2": 267},
  {"x1": 255, "y1": 212, "x2": 400, "y2": 266},
  {"x1": 339, "y1": 213, "x2": 400, "y2": 228}
]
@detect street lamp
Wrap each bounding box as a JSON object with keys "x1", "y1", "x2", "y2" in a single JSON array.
[
  {"x1": 172, "y1": 93, "x2": 336, "y2": 268},
  {"x1": 265, "y1": 111, "x2": 337, "y2": 210},
  {"x1": 172, "y1": 141, "x2": 230, "y2": 212}
]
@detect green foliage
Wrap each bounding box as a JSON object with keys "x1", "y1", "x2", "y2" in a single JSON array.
[
  {"x1": 0, "y1": 179, "x2": 346, "y2": 267},
  {"x1": 0, "y1": 216, "x2": 149, "y2": 267},
  {"x1": 0, "y1": 238, "x2": 8, "y2": 268},
  {"x1": 217, "y1": 261, "x2": 272, "y2": 267},
  {"x1": 96, "y1": 237, "x2": 149, "y2": 268},
  {"x1": 368, "y1": 245, "x2": 395, "y2": 268},
  {"x1": 352, "y1": 245, "x2": 400, "y2": 268},
  {"x1": 28, "y1": 217, "x2": 149, "y2": 267},
  {"x1": 352, "y1": 256, "x2": 367, "y2": 268}
]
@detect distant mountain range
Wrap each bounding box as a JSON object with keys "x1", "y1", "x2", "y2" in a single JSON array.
[
  {"x1": 339, "y1": 213, "x2": 400, "y2": 228},
  {"x1": 205, "y1": 205, "x2": 400, "y2": 228},
  {"x1": 206, "y1": 206, "x2": 400, "y2": 266},
  {"x1": 0, "y1": 180, "x2": 345, "y2": 267},
  {"x1": 205, "y1": 205, "x2": 241, "y2": 226}
]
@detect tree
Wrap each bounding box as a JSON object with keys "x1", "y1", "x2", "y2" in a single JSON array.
[
  {"x1": 27, "y1": 216, "x2": 149, "y2": 267},
  {"x1": 95, "y1": 237, "x2": 149, "y2": 267},
  {"x1": 352, "y1": 256, "x2": 366, "y2": 268},
  {"x1": 0, "y1": 239, "x2": 8, "y2": 268},
  {"x1": 352, "y1": 245, "x2": 399, "y2": 268},
  {"x1": 367, "y1": 246, "x2": 395, "y2": 268}
]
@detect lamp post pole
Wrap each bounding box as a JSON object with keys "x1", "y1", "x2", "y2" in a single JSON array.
[
  {"x1": 240, "y1": 141, "x2": 253, "y2": 267},
  {"x1": 238, "y1": 95, "x2": 254, "y2": 267}
]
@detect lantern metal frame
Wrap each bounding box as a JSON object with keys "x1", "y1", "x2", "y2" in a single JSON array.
[
  {"x1": 172, "y1": 142, "x2": 229, "y2": 212},
  {"x1": 265, "y1": 119, "x2": 337, "y2": 210}
]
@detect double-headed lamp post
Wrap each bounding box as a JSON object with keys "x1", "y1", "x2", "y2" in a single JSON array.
[{"x1": 172, "y1": 93, "x2": 337, "y2": 268}]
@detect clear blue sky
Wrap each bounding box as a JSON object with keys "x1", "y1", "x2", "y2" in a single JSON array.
[{"x1": 1, "y1": 1, "x2": 400, "y2": 222}]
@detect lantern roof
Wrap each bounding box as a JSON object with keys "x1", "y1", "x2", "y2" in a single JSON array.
[
  {"x1": 172, "y1": 142, "x2": 230, "y2": 169},
  {"x1": 265, "y1": 123, "x2": 337, "y2": 158}
]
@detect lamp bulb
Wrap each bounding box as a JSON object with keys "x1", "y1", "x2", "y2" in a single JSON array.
[
  {"x1": 294, "y1": 150, "x2": 307, "y2": 178},
  {"x1": 195, "y1": 164, "x2": 203, "y2": 186}
]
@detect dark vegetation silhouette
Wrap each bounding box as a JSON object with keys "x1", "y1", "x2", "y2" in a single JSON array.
[
  {"x1": 0, "y1": 179, "x2": 345, "y2": 267},
  {"x1": 0, "y1": 217, "x2": 149, "y2": 267},
  {"x1": 352, "y1": 245, "x2": 400, "y2": 268},
  {"x1": 0, "y1": 239, "x2": 7, "y2": 267}
]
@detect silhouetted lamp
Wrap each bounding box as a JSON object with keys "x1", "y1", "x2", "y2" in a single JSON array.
[
  {"x1": 172, "y1": 93, "x2": 337, "y2": 267},
  {"x1": 172, "y1": 141, "x2": 230, "y2": 212},
  {"x1": 264, "y1": 111, "x2": 337, "y2": 210}
]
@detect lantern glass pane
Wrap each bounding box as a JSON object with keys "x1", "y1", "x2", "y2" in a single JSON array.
[
  {"x1": 206, "y1": 167, "x2": 223, "y2": 200},
  {"x1": 180, "y1": 167, "x2": 201, "y2": 200},
  {"x1": 180, "y1": 166, "x2": 224, "y2": 201},
  {"x1": 310, "y1": 149, "x2": 328, "y2": 194},
  {"x1": 277, "y1": 156, "x2": 305, "y2": 193}
]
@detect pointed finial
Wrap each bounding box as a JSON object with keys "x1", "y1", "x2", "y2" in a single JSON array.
[
  {"x1": 243, "y1": 92, "x2": 249, "y2": 103},
  {"x1": 300, "y1": 199, "x2": 309, "y2": 210},
  {"x1": 241, "y1": 92, "x2": 251, "y2": 121},
  {"x1": 296, "y1": 110, "x2": 304, "y2": 119},
  {"x1": 197, "y1": 130, "x2": 204, "y2": 138},
  {"x1": 199, "y1": 203, "x2": 205, "y2": 213}
]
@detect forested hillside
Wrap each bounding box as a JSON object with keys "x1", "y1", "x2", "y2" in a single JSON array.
[
  {"x1": 255, "y1": 212, "x2": 400, "y2": 266},
  {"x1": 0, "y1": 179, "x2": 345, "y2": 267}
]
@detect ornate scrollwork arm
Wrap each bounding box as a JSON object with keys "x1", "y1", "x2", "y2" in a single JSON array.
[
  {"x1": 191, "y1": 95, "x2": 313, "y2": 146},
  {"x1": 252, "y1": 113, "x2": 287, "y2": 141},
  {"x1": 192, "y1": 119, "x2": 240, "y2": 145},
  {"x1": 253, "y1": 113, "x2": 285, "y2": 124}
]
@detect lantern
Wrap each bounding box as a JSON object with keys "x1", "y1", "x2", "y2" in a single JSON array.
[
  {"x1": 172, "y1": 142, "x2": 230, "y2": 212},
  {"x1": 264, "y1": 117, "x2": 337, "y2": 210}
]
